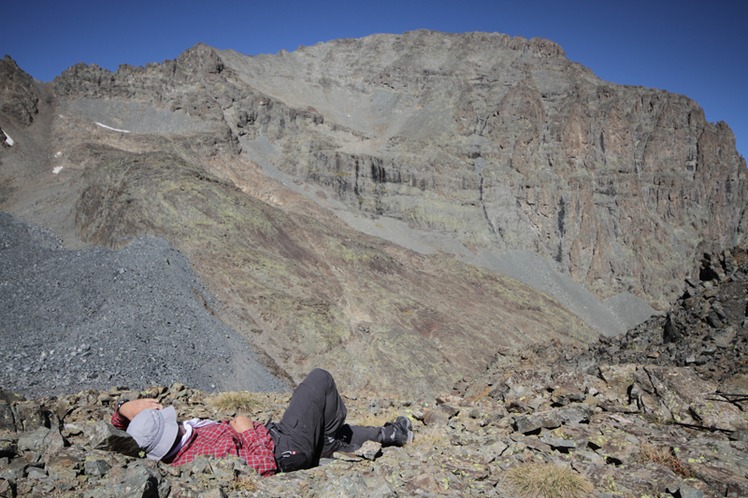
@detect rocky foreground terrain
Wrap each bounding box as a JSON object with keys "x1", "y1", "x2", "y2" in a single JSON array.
[
  {"x1": 1, "y1": 29, "x2": 747, "y2": 497},
  {"x1": 1, "y1": 247, "x2": 746, "y2": 497}
]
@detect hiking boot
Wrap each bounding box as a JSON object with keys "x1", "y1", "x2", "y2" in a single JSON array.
[{"x1": 381, "y1": 416, "x2": 413, "y2": 446}]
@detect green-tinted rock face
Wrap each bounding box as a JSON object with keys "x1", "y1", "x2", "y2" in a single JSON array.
[{"x1": 67, "y1": 143, "x2": 595, "y2": 397}]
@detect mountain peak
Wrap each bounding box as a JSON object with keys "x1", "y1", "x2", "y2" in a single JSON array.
[{"x1": 1, "y1": 30, "x2": 745, "y2": 398}]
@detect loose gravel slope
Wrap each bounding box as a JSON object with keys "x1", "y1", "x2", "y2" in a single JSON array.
[{"x1": 0, "y1": 211, "x2": 287, "y2": 397}]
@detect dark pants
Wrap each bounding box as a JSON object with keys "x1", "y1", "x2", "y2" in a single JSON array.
[{"x1": 269, "y1": 368, "x2": 380, "y2": 472}]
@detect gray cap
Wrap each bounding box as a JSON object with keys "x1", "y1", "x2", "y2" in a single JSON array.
[{"x1": 126, "y1": 406, "x2": 178, "y2": 460}]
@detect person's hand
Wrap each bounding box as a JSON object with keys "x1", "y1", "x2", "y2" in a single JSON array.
[
  {"x1": 229, "y1": 415, "x2": 253, "y2": 433},
  {"x1": 118, "y1": 399, "x2": 164, "y2": 421}
]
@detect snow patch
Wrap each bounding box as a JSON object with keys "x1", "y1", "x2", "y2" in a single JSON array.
[
  {"x1": 54, "y1": 151, "x2": 62, "y2": 158},
  {"x1": 95, "y1": 122, "x2": 131, "y2": 133},
  {"x1": 53, "y1": 166, "x2": 64, "y2": 175},
  {"x1": 3, "y1": 130, "x2": 14, "y2": 146}
]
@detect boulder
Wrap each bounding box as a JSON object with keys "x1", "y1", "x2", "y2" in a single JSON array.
[{"x1": 633, "y1": 366, "x2": 747, "y2": 431}]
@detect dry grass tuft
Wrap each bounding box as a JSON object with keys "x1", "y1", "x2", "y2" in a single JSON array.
[
  {"x1": 226, "y1": 476, "x2": 258, "y2": 493},
  {"x1": 505, "y1": 462, "x2": 594, "y2": 498},
  {"x1": 410, "y1": 426, "x2": 446, "y2": 448},
  {"x1": 208, "y1": 391, "x2": 263, "y2": 413},
  {"x1": 639, "y1": 443, "x2": 692, "y2": 478}
]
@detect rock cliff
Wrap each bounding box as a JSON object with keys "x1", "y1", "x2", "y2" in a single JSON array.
[
  {"x1": 45, "y1": 32, "x2": 748, "y2": 310},
  {"x1": 1, "y1": 31, "x2": 746, "y2": 397},
  {"x1": 215, "y1": 31, "x2": 747, "y2": 307}
]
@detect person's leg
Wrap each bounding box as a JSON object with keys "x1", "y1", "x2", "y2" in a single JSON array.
[
  {"x1": 331, "y1": 420, "x2": 413, "y2": 454},
  {"x1": 274, "y1": 368, "x2": 348, "y2": 469},
  {"x1": 327, "y1": 424, "x2": 380, "y2": 453}
]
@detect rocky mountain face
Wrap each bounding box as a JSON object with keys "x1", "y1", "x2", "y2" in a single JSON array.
[
  {"x1": 1, "y1": 31, "x2": 746, "y2": 398},
  {"x1": 218, "y1": 31, "x2": 745, "y2": 308},
  {"x1": 0, "y1": 56, "x2": 37, "y2": 126},
  {"x1": 1, "y1": 30, "x2": 748, "y2": 497},
  {"x1": 47, "y1": 33, "x2": 747, "y2": 309}
]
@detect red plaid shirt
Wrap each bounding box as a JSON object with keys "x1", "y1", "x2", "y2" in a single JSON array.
[{"x1": 112, "y1": 410, "x2": 277, "y2": 477}]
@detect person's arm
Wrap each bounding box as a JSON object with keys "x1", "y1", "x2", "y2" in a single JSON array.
[
  {"x1": 232, "y1": 418, "x2": 277, "y2": 477},
  {"x1": 229, "y1": 415, "x2": 254, "y2": 433},
  {"x1": 111, "y1": 399, "x2": 164, "y2": 430}
]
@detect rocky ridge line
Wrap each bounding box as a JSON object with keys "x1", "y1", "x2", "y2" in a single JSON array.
[
  {"x1": 1, "y1": 53, "x2": 608, "y2": 397},
  {"x1": 2, "y1": 32, "x2": 747, "y2": 396},
  {"x1": 44, "y1": 32, "x2": 748, "y2": 310}
]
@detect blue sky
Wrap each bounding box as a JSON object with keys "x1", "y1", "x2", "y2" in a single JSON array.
[{"x1": 2, "y1": 0, "x2": 746, "y2": 158}]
